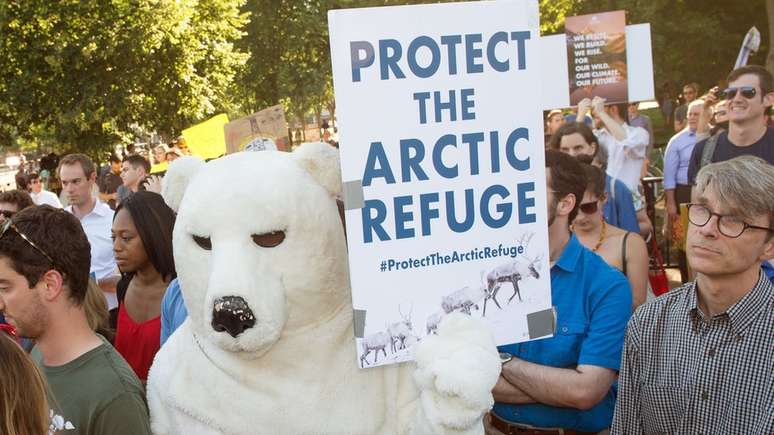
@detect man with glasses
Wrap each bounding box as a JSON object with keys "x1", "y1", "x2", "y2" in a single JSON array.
[
  {"x1": 0, "y1": 205, "x2": 151, "y2": 434},
  {"x1": 688, "y1": 65, "x2": 774, "y2": 184},
  {"x1": 0, "y1": 190, "x2": 34, "y2": 223},
  {"x1": 612, "y1": 155, "x2": 774, "y2": 434}
]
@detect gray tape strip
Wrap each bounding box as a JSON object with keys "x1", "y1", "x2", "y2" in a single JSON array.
[
  {"x1": 353, "y1": 309, "x2": 367, "y2": 338},
  {"x1": 342, "y1": 180, "x2": 365, "y2": 210},
  {"x1": 527, "y1": 307, "x2": 557, "y2": 339}
]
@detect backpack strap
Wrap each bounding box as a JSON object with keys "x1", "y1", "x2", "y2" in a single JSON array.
[
  {"x1": 699, "y1": 133, "x2": 720, "y2": 170},
  {"x1": 621, "y1": 232, "x2": 631, "y2": 277}
]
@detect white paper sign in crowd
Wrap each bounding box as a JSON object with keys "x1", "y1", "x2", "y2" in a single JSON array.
[{"x1": 329, "y1": 0, "x2": 552, "y2": 368}]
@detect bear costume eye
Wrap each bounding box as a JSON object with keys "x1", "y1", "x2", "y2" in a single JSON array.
[
  {"x1": 192, "y1": 235, "x2": 212, "y2": 250},
  {"x1": 252, "y1": 231, "x2": 285, "y2": 248}
]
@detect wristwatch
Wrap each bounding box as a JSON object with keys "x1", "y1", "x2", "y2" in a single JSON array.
[{"x1": 499, "y1": 352, "x2": 513, "y2": 365}]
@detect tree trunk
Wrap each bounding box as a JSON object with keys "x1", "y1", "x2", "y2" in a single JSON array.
[{"x1": 767, "y1": 0, "x2": 774, "y2": 74}]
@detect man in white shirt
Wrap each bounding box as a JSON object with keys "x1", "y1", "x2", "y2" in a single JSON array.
[
  {"x1": 59, "y1": 154, "x2": 120, "y2": 310},
  {"x1": 27, "y1": 172, "x2": 63, "y2": 208},
  {"x1": 577, "y1": 96, "x2": 652, "y2": 237}
]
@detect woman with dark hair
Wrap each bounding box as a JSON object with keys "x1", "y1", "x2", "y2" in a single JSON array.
[
  {"x1": 573, "y1": 163, "x2": 649, "y2": 309},
  {"x1": 111, "y1": 191, "x2": 176, "y2": 383}
]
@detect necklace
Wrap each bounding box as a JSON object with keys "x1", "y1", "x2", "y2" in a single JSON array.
[{"x1": 592, "y1": 220, "x2": 607, "y2": 252}]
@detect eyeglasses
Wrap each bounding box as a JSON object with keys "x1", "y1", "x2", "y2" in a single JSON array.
[
  {"x1": 0, "y1": 210, "x2": 14, "y2": 219},
  {"x1": 686, "y1": 203, "x2": 774, "y2": 238},
  {"x1": 578, "y1": 201, "x2": 599, "y2": 214},
  {"x1": 0, "y1": 219, "x2": 55, "y2": 264},
  {"x1": 723, "y1": 86, "x2": 757, "y2": 100}
]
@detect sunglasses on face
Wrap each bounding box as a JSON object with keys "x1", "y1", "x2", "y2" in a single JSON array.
[
  {"x1": 723, "y1": 86, "x2": 757, "y2": 100},
  {"x1": 579, "y1": 201, "x2": 599, "y2": 215}
]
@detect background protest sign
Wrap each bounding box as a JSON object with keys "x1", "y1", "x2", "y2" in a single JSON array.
[
  {"x1": 329, "y1": 0, "x2": 552, "y2": 368},
  {"x1": 224, "y1": 105, "x2": 289, "y2": 153},
  {"x1": 181, "y1": 114, "x2": 230, "y2": 159},
  {"x1": 566, "y1": 10, "x2": 628, "y2": 106},
  {"x1": 541, "y1": 23, "x2": 653, "y2": 109}
]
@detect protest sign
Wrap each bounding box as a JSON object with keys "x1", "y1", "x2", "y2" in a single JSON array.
[
  {"x1": 541, "y1": 23, "x2": 653, "y2": 109},
  {"x1": 329, "y1": 0, "x2": 552, "y2": 368},
  {"x1": 224, "y1": 105, "x2": 289, "y2": 153},
  {"x1": 181, "y1": 114, "x2": 229, "y2": 160},
  {"x1": 566, "y1": 10, "x2": 628, "y2": 106}
]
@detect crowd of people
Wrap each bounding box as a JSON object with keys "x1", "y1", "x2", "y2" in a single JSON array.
[{"x1": 0, "y1": 63, "x2": 772, "y2": 434}]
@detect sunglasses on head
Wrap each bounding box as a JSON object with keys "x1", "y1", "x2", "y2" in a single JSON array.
[
  {"x1": 723, "y1": 86, "x2": 757, "y2": 100},
  {"x1": 0, "y1": 219, "x2": 55, "y2": 265},
  {"x1": 579, "y1": 201, "x2": 599, "y2": 215}
]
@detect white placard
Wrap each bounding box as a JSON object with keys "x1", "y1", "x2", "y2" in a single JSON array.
[
  {"x1": 541, "y1": 23, "x2": 655, "y2": 109},
  {"x1": 329, "y1": 0, "x2": 552, "y2": 368}
]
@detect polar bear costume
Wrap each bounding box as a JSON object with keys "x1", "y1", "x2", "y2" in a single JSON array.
[{"x1": 147, "y1": 143, "x2": 501, "y2": 435}]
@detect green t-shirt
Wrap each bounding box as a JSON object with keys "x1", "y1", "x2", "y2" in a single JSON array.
[{"x1": 34, "y1": 335, "x2": 151, "y2": 435}]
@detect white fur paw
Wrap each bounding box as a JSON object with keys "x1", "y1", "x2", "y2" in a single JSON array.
[{"x1": 412, "y1": 313, "x2": 501, "y2": 432}]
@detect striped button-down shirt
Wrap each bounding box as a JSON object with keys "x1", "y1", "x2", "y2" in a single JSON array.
[{"x1": 611, "y1": 272, "x2": 774, "y2": 434}]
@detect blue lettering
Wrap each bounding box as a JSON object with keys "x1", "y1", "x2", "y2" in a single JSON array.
[
  {"x1": 517, "y1": 182, "x2": 537, "y2": 223},
  {"x1": 350, "y1": 41, "x2": 375, "y2": 82},
  {"x1": 446, "y1": 189, "x2": 475, "y2": 232},
  {"x1": 413, "y1": 92, "x2": 431, "y2": 124},
  {"x1": 510, "y1": 31, "x2": 531, "y2": 70},
  {"x1": 362, "y1": 199, "x2": 390, "y2": 243},
  {"x1": 460, "y1": 88, "x2": 475, "y2": 120},
  {"x1": 399, "y1": 139, "x2": 429, "y2": 182},
  {"x1": 379, "y1": 39, "x2": 406, "y2": 80},
  {"x1": 480, "y1": 184, "x2": 512, "y2": 228},
  {"x1": 432, "y1": 134, "x2": 458, "y2": 179},
  {"x1": 505, "y1": 128, "x2": 530, "y2": 171},
  {"x1": 433, "y1": 90, "x2": 457, "y2": 123},
  {"x1": 407, "y1": 36, "x2": 441, "y2": 78},
  {"x1": 486, "y1": 32, "x2": 509, "y2": 72},
  {"x1": 419, "y1": 192, "x2": 440, "y2": 236},
  {"x1": 394, "y1": 195, "x2": 415, "y2": 239},
  {"x1": 440, "y1": 35, "x2": 462, "y2": 75},
  {"x1": 362, "y1": 142, "x2": 396, "y2": 186},
  {"x1": 461, "y1": 132, "x2": 484, "y2": 175},
  {"x1": 465, "y1": 33, "x2": 484, "y2": 73}
]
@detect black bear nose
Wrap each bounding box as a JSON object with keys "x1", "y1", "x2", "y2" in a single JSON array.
[{"x1": 211, "y1": 296, "x2": 256, "y2": 338}]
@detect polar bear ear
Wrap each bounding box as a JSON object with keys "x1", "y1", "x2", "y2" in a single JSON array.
[
  {"x1": 292, "y1": 142, "x2": 342, "y2": 197},
  {"x1": 161, "y1": 156, "x2": 206, "y2": 212}
]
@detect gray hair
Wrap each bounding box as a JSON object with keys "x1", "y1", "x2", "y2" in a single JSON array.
[{"x1": 694, "y1": 155, "x2": 774, "y2": 226}]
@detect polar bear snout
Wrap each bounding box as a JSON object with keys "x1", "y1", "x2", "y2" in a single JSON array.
[{"x1": 211, "y1": 296, "x2": 257, "y2": 338}]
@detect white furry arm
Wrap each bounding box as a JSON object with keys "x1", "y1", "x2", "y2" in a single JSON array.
[
  {"x1": 410, "y1": 314, "x2": 500, "y2": 435},
  {"x1": 501, "y1": 358, "x2": 617, "y2": 410}
]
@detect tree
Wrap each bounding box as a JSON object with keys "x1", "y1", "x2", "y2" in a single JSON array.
[{"x1": 0, "y1": 0, "x2": 247, "y2": 158}]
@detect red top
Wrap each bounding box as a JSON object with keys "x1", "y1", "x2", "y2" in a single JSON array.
[{"x1": 115, "y1": 303, "x2": 161, "y2": 382}]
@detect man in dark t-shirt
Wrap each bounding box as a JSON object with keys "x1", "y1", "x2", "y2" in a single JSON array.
[
  {"x1": 98, "y1": 154, "x2": 123, "y2": 210},
  {"x1": 688, "y1": 65, "x2": 774, "y2": 184}
]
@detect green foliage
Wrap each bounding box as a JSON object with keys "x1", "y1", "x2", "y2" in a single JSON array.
[
  {"x1": 0, "y1": 0, "x2": 768, "y2": 157},
  {"x1": 0, "y1": 0, "x2": 247, "y2": 159}
]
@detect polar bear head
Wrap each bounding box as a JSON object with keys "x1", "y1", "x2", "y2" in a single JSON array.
[{"x1": 164, "y1": 143, "x2": 348, "y2": 358}]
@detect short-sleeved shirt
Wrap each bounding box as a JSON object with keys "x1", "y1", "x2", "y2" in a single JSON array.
[
  {"x1": 66, "y1": 201, "x2": 118, "y2": 309},
  {"x1": 596, "y1": 124, "x2": 650, "y2": 193},
  {"x1": 493, "y1": 234, "x2": 633, "y2": 432},
  {"x1": 604, "y1": 175, "x2": 639, "y2": 234},
  {"x1": 687, "y1": 127, "x2": 774, "y2": 184},
  {"x1": 35, "y1": 335, "x2": 151, "y2": 435},
  {"x1": 160, "y1": 278, "x2": 188, "y2": 346}
]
